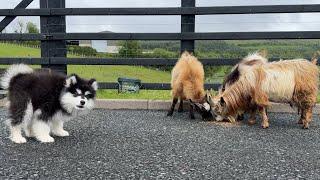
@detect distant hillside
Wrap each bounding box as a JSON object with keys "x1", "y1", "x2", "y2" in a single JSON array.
[{"x1": 139, "y1": 39, "x2": 320, "y2": 59}]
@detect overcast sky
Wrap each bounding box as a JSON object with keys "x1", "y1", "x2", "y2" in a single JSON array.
[{"x1": 1, "y1": 0, "x2": 320, "y2": 33}]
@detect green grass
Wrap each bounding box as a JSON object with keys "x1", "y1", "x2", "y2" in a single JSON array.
[
  {"x1": 97, "y1": 89, "x2": 171, "y2": 100},
  {"x1": 0, "y1": 42, "x2": 171, "y2": 99},
  {"x1": 2, "y1": 42, "x2": 320, "y2": 102},
  {"x1": 68, "y1": 65, "x2": 170, "y2": 83},
  {"x1": 0, "y1": 43, "x2": 40, "y2": 57}
]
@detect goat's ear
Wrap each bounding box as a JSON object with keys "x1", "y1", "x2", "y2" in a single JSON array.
[
  {"x1": 205, "y1": 91, "x2": 213, "y2": 105},
  {"x1": 65, "y1": 74, "x2": 77, "y2": 88},
  {"x1": 210, "y1": 88, "x2": 216, "y2": 95},
  {"x1": 218, "y1": 86, "x2": 224, "y2": 95},
  {"x1": 220, "y1": 97, "x2": 226, "y2": 106},
  {"x1": 88, "y1": 79, "x2": 98, "y2": 91},
  {"x1": 258, "y1": 49, "x2": 268, "y2": 58}
]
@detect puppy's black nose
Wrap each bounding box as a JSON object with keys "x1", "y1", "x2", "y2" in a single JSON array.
[{"x1": 80, "y1": 100, "x2": 85, "y2": 105}]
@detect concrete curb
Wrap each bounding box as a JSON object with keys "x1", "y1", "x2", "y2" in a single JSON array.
[
  {"x1": 1, "y1": 98, "x2": 320, "y2": 114},
  {"x1": 95, "y1": 99, "x2": 320, "y2": 114}
]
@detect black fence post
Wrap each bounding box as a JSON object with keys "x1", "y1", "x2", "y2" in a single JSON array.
[
  {"x1": 40, "y1": 0, "x2": 67, "y2": 74},
  {"x1": 180, "y1": 0, "x2": 195, "y2": 54}
]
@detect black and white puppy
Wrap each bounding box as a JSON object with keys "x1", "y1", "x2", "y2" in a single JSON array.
[{"x1": 1, "y1": 64, "x2": 98, "y2": 143}]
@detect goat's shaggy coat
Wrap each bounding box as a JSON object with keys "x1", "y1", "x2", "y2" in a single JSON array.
[
  {"x1": 167, "y1": 52, "x2": 207, "y2": 119},
  {"x1": 221, "y1": 51, "x2": 268, "y2": 92},
  {"x1": 211, "y1": 58, "x2": 318, "y2": 129},
  {"x1": 216, "y1": 51, "x2": 268, "y2": 122}
]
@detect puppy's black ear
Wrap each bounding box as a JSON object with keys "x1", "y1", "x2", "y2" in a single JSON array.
[
  {"x1": 65, "y1": 74, "x2": 78, "y2": 88},
  {"x1": 88, "y1": 79, "x2": 98, "y2": 91}
]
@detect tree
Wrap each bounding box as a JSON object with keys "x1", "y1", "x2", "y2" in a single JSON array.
[
  {"x1": 26, "y1": 22, "x2": 39, "y2": 33},
  {"x1": 17, "y1": 20, "x2": 24, "y2": 33},
  {"x1": 118, "y1": 40, "x2": 142, "y2": 58}
]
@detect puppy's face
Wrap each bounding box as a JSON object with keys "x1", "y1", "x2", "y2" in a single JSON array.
[{"x1": 60, "y1": 74, "x2": 98, "y2": 113}]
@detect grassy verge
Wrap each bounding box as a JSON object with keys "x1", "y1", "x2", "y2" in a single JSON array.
[
  {"x1": 68, "y1": 65, "x2": 170, "y2": 83},
  {"x1": 0, "y1": 42, "x2": 172, "y2": 99},
  {"x1": 0, "y1": 43, "x2": 40, "y2": 57},
  {"x1": 97, "y1": 89, "x2": 171, "y2": 100}
]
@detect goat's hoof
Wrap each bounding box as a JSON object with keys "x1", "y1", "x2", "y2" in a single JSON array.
[
  {"x1": 261, "y1": 123, "x2": 269, "y2": 129},
  {"x1": 297, "y1": 119, "x2": 303, "y2": 124},
  {"x1": 237, "y1": 115, "x2": 244, "y2": 121},
  {"x1": 248, "y1": 119, "x2": 256, "y2": 125},
  {"x1": 302, "y1": 124, "x2": 309, "y2": 129},
  {"x1": 178, "y1": 109, "x2": 183, "y2": 113},
  {"x1": 167, "y1": 112, "x2": 173, "y2": 116}
]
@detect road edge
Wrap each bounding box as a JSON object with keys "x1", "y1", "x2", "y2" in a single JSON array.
[{"x1": 1, "y1": 98, "x2": 319, "y2": 114}]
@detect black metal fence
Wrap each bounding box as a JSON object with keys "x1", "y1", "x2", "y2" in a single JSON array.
[{"x1": 1, "y1": 0, "x2": 320, "y2": 90}]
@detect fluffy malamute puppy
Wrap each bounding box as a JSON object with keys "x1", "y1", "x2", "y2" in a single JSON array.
[{"x1": 1, "y1": 64, "x2": 98, "y2": 143}]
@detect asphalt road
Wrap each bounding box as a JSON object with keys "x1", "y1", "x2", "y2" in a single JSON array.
[{"x1": 0, "y1": 108, "x2": 320, "y2": 179}]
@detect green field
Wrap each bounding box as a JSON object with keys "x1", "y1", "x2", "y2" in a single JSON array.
[
  {"x1": 0, "y1": 43, "x2": 40, "y2": 57},
  {"x1": 1, "y1": 41, "x2": 320, "y2": 101},
  {"x1": 97, "y1": 89, "x2": 171, "y2": 100},
  {"x1": 68, "y1": 65, "x2": 170, "y2": 83},
  {"x1": 0, "y1": 42, "x2": 172, "y2": 99}
]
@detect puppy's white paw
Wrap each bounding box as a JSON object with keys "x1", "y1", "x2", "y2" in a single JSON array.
[
  {"x1": 10, "y1": 136, "x2": 27, "y2": 144},
  {"x1": 37, "y1": 136, "x2": 55, "y2": 143},
  {"x1": 25, "y1": 132, "x2": 34, "y2": 138},
  {"x1": 52, "y1": 130, "x2": 69, "y2": 137},
  {"x1": 24, "y1": 129, "x2": 34, "y2": 138}
]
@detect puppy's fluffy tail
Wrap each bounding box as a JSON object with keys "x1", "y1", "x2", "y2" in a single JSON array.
[{"x1": 1, "y1": 64, "x2": 33, "y2": 89}]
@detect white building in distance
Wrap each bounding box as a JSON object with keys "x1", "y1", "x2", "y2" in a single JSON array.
[{"x1": 79, "y1": 31, "x2": 121, "y2": 53}]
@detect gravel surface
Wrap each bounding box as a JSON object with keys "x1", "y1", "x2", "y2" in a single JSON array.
[{"x1": 0, "y1": 108, "x2": 320, "y2": 179}]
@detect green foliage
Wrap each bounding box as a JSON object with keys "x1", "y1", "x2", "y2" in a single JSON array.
[
  {"x1": 118, "y1": 40, "x2": 142, "y2": 57},
  {"x1": 142, "y1": 48, "x2": 178, "y2": 58},
  {"x1": 13, "y1": 21, "x2": 41, "y2": 47},
  {"x1": 26, "y1": 22, "x2": 39, "y2": 33},
  {"x1": 151, "y1": 48, "x2": 178, "y2": 58},
  {"x1": 140, "y1": 41, "x2": 179, "y2": 51},
  {"x1": 67, "y1": 45, "x2": 97, "y2": 57},
  {"x1": 205, "y1": 66, "x2": 232, "y2": 83}
]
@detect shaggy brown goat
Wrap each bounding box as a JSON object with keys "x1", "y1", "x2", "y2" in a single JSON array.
[
  {"x1": 209, "y1": 56, "x2": 318, "y2": 129},
  {"x1": 167, "y1": 51, "x2": 206, "y2": 119},
  {"x1": 217, "y1": 50, "x2": 268, "y2": 122}
]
